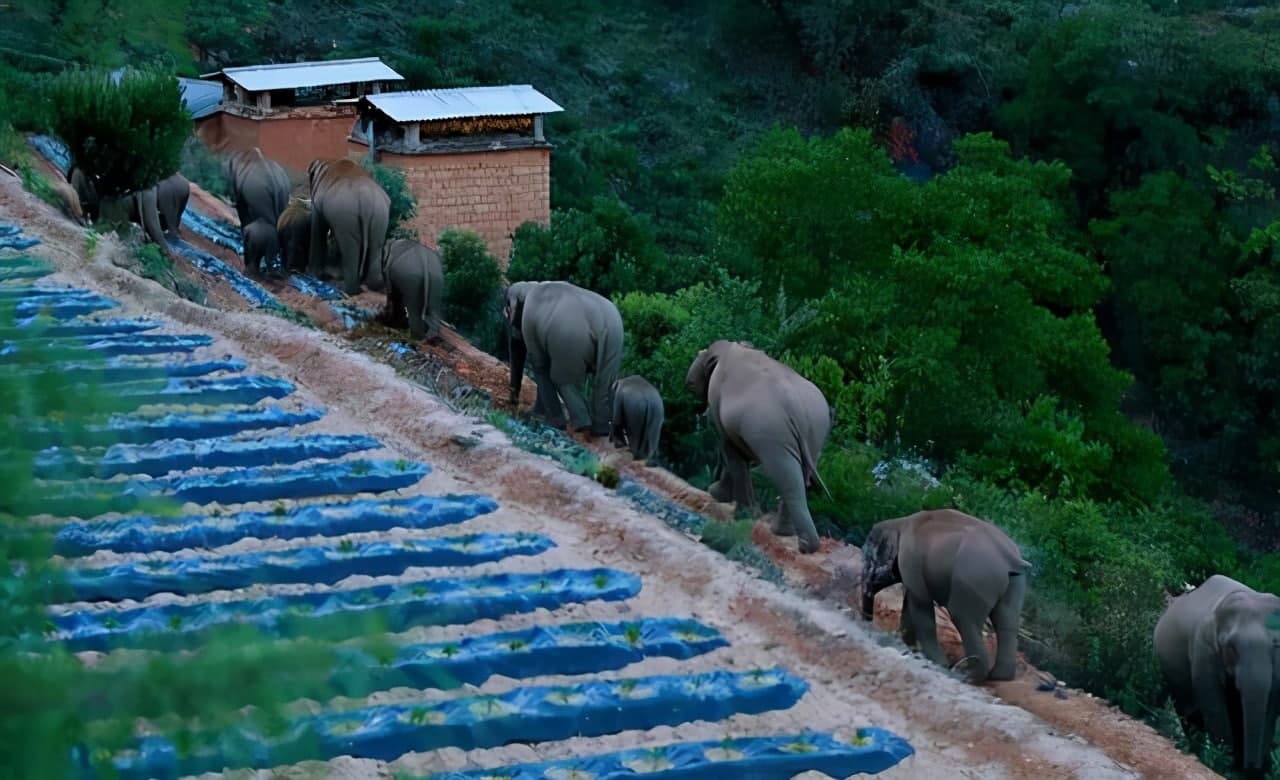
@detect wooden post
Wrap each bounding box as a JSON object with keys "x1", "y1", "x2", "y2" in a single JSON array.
[
  {"x1": 256, "y1": 91, "x2": 271, "y2": 111},
  {"x1": 534, "y1": 115, "x2": 545, "y2": 142},
  {"x1": 404, "y1": 122, "x2": 421, "y2": 147}
]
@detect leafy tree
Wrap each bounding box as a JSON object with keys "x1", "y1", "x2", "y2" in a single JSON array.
[
  {"x1": 361, "y1": 161, "x2": 417, "y2": 240},
  {"x1": 438, "y1": 228, "x2": 503, "y2": 338},
  {"x1": 186, "y1": 0, "x2": 271, "y2": 68},
  {"x1": 7, "y1": 0, "x2": 192, "y2": 70},
  {"x1": 47, "y1": 67, "x2": 190, "y2": 198}
]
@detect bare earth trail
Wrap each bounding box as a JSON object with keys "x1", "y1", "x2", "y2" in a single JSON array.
[{"x1": 0, "y1": 174, "x2": 1218, "y2": 779}]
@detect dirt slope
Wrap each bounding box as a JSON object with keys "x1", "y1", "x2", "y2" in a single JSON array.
[{"x1": 0, "y1": 173, "x2": 1219, "y2": 779}]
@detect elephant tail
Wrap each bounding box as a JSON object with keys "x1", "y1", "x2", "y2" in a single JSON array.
[{"x1": 798, "y1": 437, "x2": 832, "y2": 500}]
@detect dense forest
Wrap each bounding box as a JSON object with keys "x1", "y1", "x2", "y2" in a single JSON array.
[{"x1": 4, "y1": 0, "x2": 1280, "y2": 774}]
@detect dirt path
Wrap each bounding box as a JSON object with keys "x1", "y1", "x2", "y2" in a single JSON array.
[{"x1": 0, "y1": 174, "x2": 1219, "y2": 779}]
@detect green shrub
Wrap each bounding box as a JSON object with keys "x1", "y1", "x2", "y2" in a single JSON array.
[
  {"x1": 47, "y1": 66, "x2": 190, "y2": 197},
  {"x1": 361, "y1": 160, "x2": 417, "y2": 240},
  {"x1": 179, "y1": 135, "x2": 229, "y2": 199},
  {"x1": 438, "y1": 229, "x2": 503, "y2": 348}
]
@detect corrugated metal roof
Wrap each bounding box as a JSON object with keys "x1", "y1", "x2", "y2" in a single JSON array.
[
  {"x1": 210, "y1": 57, "x2": 404, "y2": 92},
  {"x1": 362, "y1": 85, "x2": 564, "y2": 123},
  {"x1": 179, "y1": 77, "x2": 223, "y2": 120}
]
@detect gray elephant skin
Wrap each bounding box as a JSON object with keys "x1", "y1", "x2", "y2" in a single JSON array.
[
  {"x1": 226, "y1": 148, "x2": 289, "y2": 229},
  {"x1": 277, "y1": 198, "x2": 311, "y2": 272},
  {"x1": 155, "y1": 173, "x2": 190, "y2": 237},
  {"x1": 49, "y1": 177, "x2": 85, "y2": 226},
  {"x1": 685, "y1": 340, "x2": 831, "y2": 553},
  {"x1": 859, "y1": 509, "x2": 1029, "y2": 683},
  {"x1": 610, "y1": 374, "x2": 664, "y2": 462},
  {"x1": 307, "y1": 158, "x2": 390, "y2": 295},
  {"x1": 69, "y1": 165, "x2": 99, "y2": 222},
  {"x1": 241, "y1": 219, "x2": 280, "y2": 278},
  {"x1": 505, "y1": 281, "x2": 623, "y2": 436},
  {"x1": 1154, "y1": 574, "x2": 1280, "y2": 775},
  {"x1": 380, "y1": 238, "x2": 445, "y2": 341}
]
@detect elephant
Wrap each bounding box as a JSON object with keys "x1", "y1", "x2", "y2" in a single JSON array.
[
  {"x1": 225, "y1": 148, "x2": 289, "y2": 229},
  {"x1": 307, "y1": 158, "x2": 390, "y2": 295},
  {"x1": 49, "y1": 178, "x2": 85, "y2": 226},
  {"x1": 155, "y1": 173, "x2": 190, "y2": 238},
  {"x1": 1153, "y1": 574, "x2": 1280, "y2": 776},
  {"x1": 505, "y1": 280, "x2": 623, "y2": 436},
  {"x1": 858, "y1": 509, "x2": 1030, "y2": 683},
  {"x1": 610, "y1": 374, "x2": 664, "y2": 462},
  {"x1": 69, "y1": 165, "x2": 99, "y2": 223},
  {"x1": 241, "y1": 219, "x2": 281, "y2": 278},
  {"x1": 277, "y1": 198, "x2": 312, "y2": 272},
  {"x1": 380, "y1": 238, "x2": 445, "y2": 341},
  {"x1": 685, "y1": 340, "x2": 832, "y2": 553}
]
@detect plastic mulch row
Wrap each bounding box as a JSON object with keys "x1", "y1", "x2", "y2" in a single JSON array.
[
  {"x1": 36, "y1": 432, "x2": 379, "y2": 480},
  {"x1": 328, "y1": 617, "x2": 730, "y2": 697},
  {"x1": 14, "y1": 357, "x2": 245, "y2": 388},
  {"x1": 24, "y1": 405, "x2": 327, "y2": 449},
  {"x1": 65, "y1": 533, "x2": 555, "y2": 602},
  {"x1": 52, "y1": 493, "x2": 499, "y2": 556},
  {"x1": 32, "y1": 459, "x2": 431, "y2": 517},
  {"x1": 426, "y1": 729, "x2": 916, "y2": 780},
  {"x1": 112, "y1": 668, "x2": 808, "y2": 779},
  {"x1": 51, "y1": 567, "x2": 642, "y2": 652},
  {"x1": 0, "y1": 317, "x2": 159, "y2": 340}
]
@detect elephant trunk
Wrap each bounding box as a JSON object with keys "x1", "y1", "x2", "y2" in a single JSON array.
[
  {"x1": 509, "y1": 331, "x2": 527, "y2": 404},
  {"x1": 1239, "y1": 657, "x2": 1274, "y2": 772},
  {"x1": 860, "y1": 585, "x2": 877, "y2": 621}
]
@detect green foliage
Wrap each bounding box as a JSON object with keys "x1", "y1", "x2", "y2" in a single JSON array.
[
  {"x1": 179, "y1": 135, "x2": 230, "y2": 199},
  {"x1": 508, "y1": 197, "x2": 703, "y2": 298},
  {"x1": 362, "y1": 160, "x2": 417, "y2": 240},
  {"x1": 185, "y1": 0, "x2": 271, "y2": 68},
  {"x1": 438, "y1": 229, "x2": 503, "y2": 349},
  {"x1": 6, "y1": 0, "x2": 193, "y2": 70},
  {"x1": 48, "y1": 66, "x2": 190, "y2": 198}
]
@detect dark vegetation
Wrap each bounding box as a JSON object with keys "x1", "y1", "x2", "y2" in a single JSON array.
[{"x1": 2, "y1": 0, "x2": 1280, "y2": 774}]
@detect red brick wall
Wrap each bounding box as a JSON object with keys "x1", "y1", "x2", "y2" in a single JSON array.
[
  {"x1": 195, "y1": 110, "x2": 358, "y2": 175},
  {"x1": 360, "y1": 146, "x2": 551, "y2": 267}
]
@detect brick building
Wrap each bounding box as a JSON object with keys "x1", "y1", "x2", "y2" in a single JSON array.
[
  {"x1": 349, "y1": 85, "x2": 564, "y2": 265},
  {"x1": 195, "y1": 58, "x2": 405, "y2": 174}
]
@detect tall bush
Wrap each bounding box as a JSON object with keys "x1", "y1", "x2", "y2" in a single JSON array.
[
  {"x1": 438, "y1": 229, "x2": 503, "y2": 351},
  {"x1": 47, "y1": 66, "x2": 190, "y2": 197},
  {"x1": 362, "y1": 160, "x2": 417, "y2": 240}
]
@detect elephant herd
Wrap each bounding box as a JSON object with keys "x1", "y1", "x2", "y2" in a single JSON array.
[{"x1": 43, "y1": 146, "x2": 1280, "y2": 776}]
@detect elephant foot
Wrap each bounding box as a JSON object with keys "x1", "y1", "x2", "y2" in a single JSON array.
[
  {"x1": 950, "y1": 655, "x2": 986, "y2": 684},
  {"x1": 987, "y1": 662, "x2": 1017, "y2": 682},
  {"x1": 707, "y1": 480, "x2": 733, "y2": 504},
  {"x1": 796, "y1": 535, "x2": 820, "y2": 554}
]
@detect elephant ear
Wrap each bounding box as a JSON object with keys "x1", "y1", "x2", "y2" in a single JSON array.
[{"x1": 685, "y1": 348, "x2": 719, "y2": 409}]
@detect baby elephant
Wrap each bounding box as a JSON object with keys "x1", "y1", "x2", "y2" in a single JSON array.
[
  {"x1": 242, "y1": 219, "x2": 280, "y2": 278},
  {"x1": 860, "y1": 509, "x2": 1030, "y2": 683},
  {"x1": 610, "y1": 375, "x2": 664, "y2": 462},
  {"x1": 381, "y1": 238, "x2": 445, "y2": 341}
]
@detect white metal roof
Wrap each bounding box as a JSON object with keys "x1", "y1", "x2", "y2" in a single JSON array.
[
  {"x1": 362, "y1": 85, "x2": 564, "y2": 123},
  {"x1": 208, "y1": 58, "x2": 404, "y2": 92}
]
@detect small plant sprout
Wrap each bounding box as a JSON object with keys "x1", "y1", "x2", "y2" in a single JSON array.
[
  {"x1": 619, "y1": 679, "x2": 638, "y2": 695},
  {"x1": 441, "y1": 644, "x2": 460, "y2": 658},
  {"x1": 102, "y1": 616, "x2": 120, "y2": 630},
  {"x1": 623, "y1": 623, "x2": 642, "y2": 647},
  {"x1": 272, "y1": 502, "x2": 286, "y2": 516},
  {"x1": 506, "y1": 638, "x2": 527, "y2": 652},
  {"x1": 592, "y1": 573, "x2": 609, "y2": 589},
  {"x1": 350, "y1": 460, "x2": 371, "y2": 476},
  {"x1": 337, "y1": 538, "x2": 356, "y2": 553},
  {"x1": 412, "y1": 585, "x2": 429, "y2": 598},
  {"x1": 849, "y1": 729, "x2": 872, "y2": 747},
  {"x1": 394, "y1": 458, "x2": 410, "y2": 472},
  {"x1": 167, "y1": 614, "x2": 184, "y2": 630},
  {"x1": 408, "y1": 707, "x2": 430, "y2": 725},
  {"x1": 621, "y1": 747, "x2": 673, "y2": 773},
  {"x1": 536, "y1": 577, "x2": 551, "y2": 593},
  {"x1": 782, "y1": 739, "x2": 818, "y2": 753}
]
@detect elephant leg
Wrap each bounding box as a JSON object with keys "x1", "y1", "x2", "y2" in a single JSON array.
[
  {"x1": 609, "y1": 404, "x2": 627, "y2": 449},
  {"x1": 308, "y1": 209, "x2": 329, "y2": 278},
  {"x1": 905, "y1": 590, "x2": 947, "y2": 668},
  {"x1": 709, "y1": 444, "x2": 752, "y2": 509},
  {"x1": 898, "y1": 587, "x2": 917, "y2": 647},
  {"x1": 557, "y1": 382, "x2": 593, "y2": 433},
  {"x1": 759, "y1": 453, "x2": 820, "y2": 554},
  {"x1": 526, "y1": 347, "x2": 564, "y2": 427},
  {"x1": 333, "y1": 228, "x2": 363, "y2": 296},
  {"x1": 988, "y1": 573, "x2": 1027, "y2": 681},
  {"x1": 403, "y1": 284, "x2": 426, "y2": 340}
]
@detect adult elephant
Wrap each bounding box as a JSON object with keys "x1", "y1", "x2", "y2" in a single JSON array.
[
  {"x1": 1154, "y1": 574, "x2": 1280, "y2": 777},
  {"x1": 859, "y1": 509, "x2": 1029, "y2": 683},
  {"x1": 155, "y1": 173, "x2": 190, "y2": 238},
  {"x1": 685, "y1": 340, "x2": 832, "y2": 554},
  {"x1": 505, "y1": 281, "x2": 623, "y2": 436},
  {"x1": 277, "y1": 198, "x2": 311, "y2": 272},
  {"x1": 69, "y1": 165, "x2": 99, "y2": 223},
  {"x1": 69, "y1": 164, "x2": 172, "y2": 249},
  {"x1": 225, "y1": 148, "x2": 289, "y2": 229},
  {"x1": 380, "y1": 238, "x2": 445, "y2": 341},
  {"x1": 307, "y1": 158, "x2": 389, "y2": 295}
]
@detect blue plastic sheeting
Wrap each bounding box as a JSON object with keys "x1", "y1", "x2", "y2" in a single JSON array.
[
  {"x1": 36, "y1": 432, "x2": 380, "y2": 480},
  {"x1": 65, "y1": 532, "x2": 555, "y2": 602},
  {"x1": 170, "y1": 239, "x2": 284, "y2": 311},
  {"x1": 39, "y1": 459, "x2": 430, "y2": 516},
  {"x1": 14, "y1": 357, "x2": 244, "y2": 388},
  {"x1": 0, "y1": 258, "x2": 52, "y2": 280},
  {"x1": 97, "y1": 375, "x2": 294, "y2": 410},
  {"x1": 287, "y1": 273, "x2": 345, "y2": 302},
  {"x1": 0, "y1": 333, "x2": 214, "y2": 359},
  {"x1": 25, "y1": 405, "x2": 326, "y2": 449},
  {"x1": 0, "y1": 318, "x2": 161, "y2": 340},
  {"x1": 29, "y1": 134, "x2": 71, "y2": 174},
  {"x1": 53, "y1": 567, "x2": 642, "y2": 653},
  {"x1": 111, "y1": 667, "x2": 804, "y2": 778},
  {"x1": 0, "y1": 285, "x2": 100, "y2": 300},
  {"x1": 332, "y1": 302, "x2": 375, "y2": 330},
  {"x1": 428, "y1": 729, "x2": 916, "y2": 780},
  {"x1": 0, "y1": 227, "x2": 40, "y2": 250},
  {"x1": 14, "y1": 294, "x2": 115, "y2": 319},
  {"x1": 53, "y1": 493, "x2": 499, "y2": 556},
  {"x1": 331, "y1": 618, "x2": 729, "y2": 697},
  {"x1": 182, "y1": 207, "x2": 242, "y2": 254}
]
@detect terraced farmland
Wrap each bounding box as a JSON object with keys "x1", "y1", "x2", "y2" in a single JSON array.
[{"x1": 4, "y1": 217, "x2": 914, "y2": 779}]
